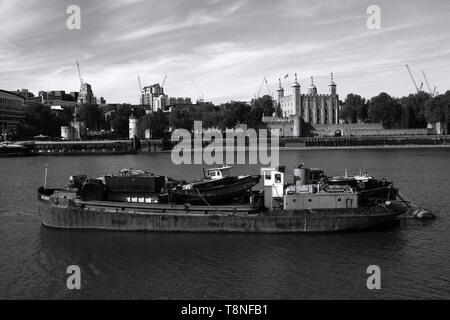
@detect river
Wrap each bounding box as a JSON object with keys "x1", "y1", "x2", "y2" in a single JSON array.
[{"x1": 0, "y1": 149, "x2": 449, "y2": 299}]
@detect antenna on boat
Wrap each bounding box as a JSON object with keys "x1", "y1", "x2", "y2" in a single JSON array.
[{"x1": 44, "y1": 164, "x2": 48, "y2": 190}]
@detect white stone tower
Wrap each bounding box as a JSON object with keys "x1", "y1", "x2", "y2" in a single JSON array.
[{"x1": 129, "y1": 115, "x2": 138, "y2": 139}]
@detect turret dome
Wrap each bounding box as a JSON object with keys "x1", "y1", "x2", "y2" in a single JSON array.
[{"x1": 308, "y1": 76, "x2": 317, "y2": 95}]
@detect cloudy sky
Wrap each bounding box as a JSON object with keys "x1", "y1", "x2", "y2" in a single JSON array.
[{"x1": 0, "y1": 0, "x2": 449, "y2": 104}]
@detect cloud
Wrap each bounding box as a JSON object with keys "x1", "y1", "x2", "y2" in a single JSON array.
[{"x1": 0, "y1": 0, "x2": 449, "y2": 103}]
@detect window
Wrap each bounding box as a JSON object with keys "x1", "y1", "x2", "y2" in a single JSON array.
[{"x1": 275, "y1": 174, "x2": 282, "y2": 183}]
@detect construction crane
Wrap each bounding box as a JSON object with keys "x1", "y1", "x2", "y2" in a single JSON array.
[
  {"x1": 405, "y1": 64, "x2": 420, "y2": 93},
  {"x1": 422, "y1": 70, "x2": 432, "y2": 95},
  {"x1": 256, "y1": 78, "x2": 265, "y2": 98},
  {"x1": 137, "y1": 76, "x2": 143, "y2": 105},
  {"x1": 76, "y1": 60, "x2": 83, "y2": 86},
  {"x1": 422, "y1": 70, "x2": 438, "y2": 96},
  {"x1": 265, "y1": 78, "x2": 273, "y2": 97},
  {"x1": 191, "y1": 80, "x2": 205, "y2": 102},
  {"x1": 137, "y1": 76, "x2": 143, "y2": 93},
  {"x1": 256, "y1": 77, "x2": 272, "y2": 98}
]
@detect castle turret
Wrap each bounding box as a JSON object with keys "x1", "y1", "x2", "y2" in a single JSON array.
[
  {"x1": 329, "y1": 73, "x2": 337, "y2": 96},
  {"x1": 292, "y1": 73, "x2": 302, "y2": 137},
  {"x1": 329, "y1": 73, "x2": 339, "y2": 124},
  {"x1": 276, "y1": 78, "x2": 284, "y2": 106}
]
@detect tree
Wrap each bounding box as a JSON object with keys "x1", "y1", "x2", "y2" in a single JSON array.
[
  {"x1": 139, "y1": 110, "x2": 169, "y2": 139},
  {"x1": 341, "y1": 94, "x2": 367, "y2": 123},
  {"x1": 368, "y1": 93, "x2": 402, "y2": 128},
  {"x1": 253, "y1": 95, "x2": 274, "y2": 117},
  {"x1": 79, "y1": 104, "x2": 105, "y2": 132},
  {"x1": 220, "y1": 102, "x2": 265, "y2": 130},
  {"x1": 423, "y1": 91, "x2": 450, "y2": 124},
  {"x1": 399, "y1": 92, "x2": 430, "y2": 128},
  {"x1": 110, "y1": 104, "x2": 132, "y2": 137},
  {"x1": 169, "y1": 105, "x2": 204, "y2": 131},
  {"x1": 17, "y1": 102, "x2": 72, "y2": 138},
  {"x1": 168, "y1": 101, "x2": 267, "y2": 132}
]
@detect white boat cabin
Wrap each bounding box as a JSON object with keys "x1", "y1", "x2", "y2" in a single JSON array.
[{"x1": 206, "y1": 166, "x2": 233, "y2": 180}]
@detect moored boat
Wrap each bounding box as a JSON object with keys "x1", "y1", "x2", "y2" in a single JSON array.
[
  {"x1": 36, "y1": 165, "x2": 409, "y2": 233},
  {"x1": 0, "y1": 142, "x2": 35, "y2": 157},
  {"x1": 168, "y1": 166, "x2": 261, "y2": 205}
]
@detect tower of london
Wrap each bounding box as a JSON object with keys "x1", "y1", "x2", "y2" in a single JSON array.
[{"x1": 275, "y1": 74, "x2": 339, "y2": 125}]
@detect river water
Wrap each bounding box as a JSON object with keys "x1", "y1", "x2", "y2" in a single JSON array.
[{"x1": 0, "y1": 149, "x2": 449, "y2": 299}]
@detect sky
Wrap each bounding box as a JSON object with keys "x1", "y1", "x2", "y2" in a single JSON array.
[{"x1": 0, "y1": 0, "x2": 449, "y2": 104}]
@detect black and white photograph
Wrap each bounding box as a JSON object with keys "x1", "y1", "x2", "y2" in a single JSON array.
[{"x1": 0, "y1": 0, "x2": 449, "y2": 305}]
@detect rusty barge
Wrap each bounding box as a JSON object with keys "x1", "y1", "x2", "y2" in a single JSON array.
[{"x1": 37, "y1": 166, "x2": 408, "y2": 233}]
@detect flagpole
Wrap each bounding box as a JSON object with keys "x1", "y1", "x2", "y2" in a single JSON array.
[{"x1": 44, "y1": 164, "x2": 48, "y2": 190}]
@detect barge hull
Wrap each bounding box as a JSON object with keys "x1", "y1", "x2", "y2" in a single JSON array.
[{"x1": 38, "y1": 201, "x2": 404, "y2": 233}]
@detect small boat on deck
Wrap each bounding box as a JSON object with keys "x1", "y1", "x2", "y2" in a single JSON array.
[
  {"x1": 327, "y1": 171, "x2": 397, "y2": 204},
  {"x1": 168, "y1": 166, "x2": 261, "y2": 205}
]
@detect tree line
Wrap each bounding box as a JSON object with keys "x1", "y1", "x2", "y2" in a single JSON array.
[
  {"x1": 14, "y1": 96, "x2": 273, "y2": 139},
  {"x1": 137, "y1": 97, "x2": 273, "y2": 138},
  {"x1": 341, "y1": 91, "x2": 450, "y2": 128}
]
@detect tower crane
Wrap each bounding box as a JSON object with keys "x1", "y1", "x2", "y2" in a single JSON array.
[
  {"x1": 405, "y1": 64, "x2": 420, "y2": 93},
  {"x1": 256, "y1": 78, "x2": 265, "y2": 98},
  {"x1": 76, "y1": 60, "x2": 83, "y2": 86},
  {"x1": 138, "y1": 76, "x2": 143, "y2": 93},
  {"x1": 265, "y1": 78, "x2": 273, "y2": 97},
  {"x1": 422, "y1": 70, "x2": 437, "y2": 96},
  {"x1": 191, "y1": 80, "x2": 204, "y2": 102},
  {"x1": 256, "y1": 77, "x2": 272, "y2": 98},
  {"x1": 138, "y1": 76, "x2": 143, "y2": 105}
]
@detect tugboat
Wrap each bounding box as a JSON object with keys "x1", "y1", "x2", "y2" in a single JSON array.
[
  {"x1": 168, "y1": 166, "x2": 261, "y2": 205},
  {"x1": 37, "y1": 165, "x2": 409, "y2": 233}
]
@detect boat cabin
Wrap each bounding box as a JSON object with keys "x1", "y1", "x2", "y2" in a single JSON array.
[
  {"x1": 261, "y1": 167, "x2": 359, "y2": 211},
  {"x1": 206, "y1": 166, "x2": 232, "y2": 180}
]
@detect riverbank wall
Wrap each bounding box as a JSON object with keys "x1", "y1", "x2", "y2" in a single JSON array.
[{"x1": 142, "y1": 135, "x2": 450, "y2": 153}]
